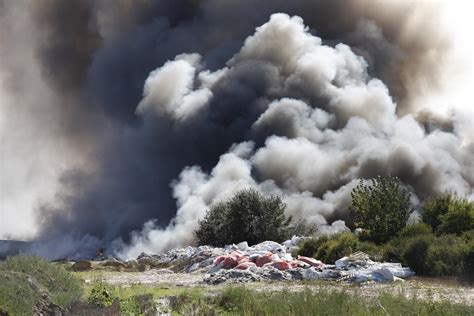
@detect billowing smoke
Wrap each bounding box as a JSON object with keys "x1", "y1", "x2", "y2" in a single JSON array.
[{"x1": 0, "y1": 0, "x2": 472, "y2": 259}]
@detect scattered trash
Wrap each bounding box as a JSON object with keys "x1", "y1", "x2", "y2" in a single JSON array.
[{"x1": 80, "y1": 236, "x2": 414, "y2": 285}]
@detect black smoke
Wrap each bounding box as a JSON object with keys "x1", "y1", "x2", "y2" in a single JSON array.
[{"x1": 0, "y1": 0, "x2": 471, "y2": 259}]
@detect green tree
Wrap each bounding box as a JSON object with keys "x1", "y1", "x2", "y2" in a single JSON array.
[
  {"x1": 421, "y1": 192, "x2": 455, "y2": 231},
  {"x1": 350, "y1": 175, "x2": 412, "y2": 244},
  {"x1": 194, "y1": 189, "x2": 292, "y2": 246},
  {"x1": 421, "y1": 193, "x2": 474, "y2": 235}
]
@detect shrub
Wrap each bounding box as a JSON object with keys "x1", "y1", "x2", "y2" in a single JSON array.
[
  {"x1": 382, "y1": 224, "x2": 435, "y2": 274},
  {"x1": 425, "y1": 235, "x2": 466, "y2": 276},
  {"x1": 0, "y1": 255, "x2": 82, "y2": 308},
  {"x1": 422, "y1": 193, "x2": 474, "y2": 235},
  {"x1": 350, "y1": 175, "x2": 412, "y2": 244},
  {"x1": 421, "y1": 192, "x2": 456, "y2": 231},
  {"x1": 296, "y1": 233, "x2": 383, "y2": 263},
  {"x1": 195, "y1": 189, "x2": 292, "y2": 246},
  {"x1": 315, "y1": 232, "x2": 359, "y2": 263},
  {"x1": 296, "y1": 236, "x2": 329, "y2": 258},
  {"x1": 397, "y1": 223, "x2": 433, "y2": 239},
  {"x1": 463, "y1": 238, "x2": 474, "y2": 281},
  {"x1": 437, "y1": 200, "x2": 474, "y2": 235},
  {"x1": 400, "y1": 235, "x2": 433, "y2": 275},
  {"x1": 87, "y1": 281, "x2": 118, "y2": 308}
]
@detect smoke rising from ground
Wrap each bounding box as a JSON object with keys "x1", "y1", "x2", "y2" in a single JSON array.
[{"x1": 0, "y1": 0, "x2": 472, "y2": 259}]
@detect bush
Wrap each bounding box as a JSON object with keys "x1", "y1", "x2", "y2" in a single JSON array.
[
  {"x1": 463, "y1": 238, "x2": 474, "y2": 281},
  {"x1": 295, "y1": 232, "x2": 383, "y2": 264},
  {"x1": 397, "y1": 223, "x2": 433, "y2": 239},
  {"x1": 315, "y1": 232, "x2": 359, "y2": 263},
  {"x1": 422, "y1": 193, "x2": 474, "y2": 235},
  {"x1": 425, "y1": 235, "x2": 466, "y2": 276},
  {"x1": 382, "y1": 224, "x2": 435, "y2": 273},
  {"x1": 400, "y1": 235, "x2": 433, "y2": 275},
  {"x1": 87, "y1": 281, "x2": 118, "y2": 308},
  {"x1": 296, "y1": 236, "x2": 329, "y2": 258},
  {"x1": 421, "y1": 192, "x2": 455, "y2": 231},
  {"x1": 350, "y1": 175, "x2": 412, "y2": 244},
  {"x1": 0, "y1": 255, "x2": 82, "y2": 309},
  {"x1": 195, "y1": 189, "x2": 292, "y2": 246}
]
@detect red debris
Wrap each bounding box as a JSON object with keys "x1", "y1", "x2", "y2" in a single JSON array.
[
  {"x1": 272, "y1": 260, "x2": 290, "y2": 270},
  {"x1": 298, "y1": 256, "x2": 323, "y2": 268},
  {"x1": 255, "y1": 252, "x2": 273, "y2": 267},
  {"x1": 235, "y1": 261, "x2": 257, "y2": 270}
]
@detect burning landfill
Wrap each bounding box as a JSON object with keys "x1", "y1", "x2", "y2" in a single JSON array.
[
  {"x1": 0, "y1": 1, "x2": 473, "y2": 261},
  {"x1": 70, "y1": 237, "x2": 414, "y2": 285}
]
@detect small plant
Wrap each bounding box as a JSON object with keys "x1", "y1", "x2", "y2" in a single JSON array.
[
  {"x1": 350, "y1": 175, "x2": 412, "y2": 244},
  {"x1": 195, "y1": 189, "x2": 292, "y2": 246},
  {"x1": 87, "y1": 281, "x2": 118, "y2": 308}
]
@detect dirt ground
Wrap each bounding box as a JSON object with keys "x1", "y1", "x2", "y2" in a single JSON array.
[{"x1": 77, "y1": 270, "x2": 474, "y2": 306}]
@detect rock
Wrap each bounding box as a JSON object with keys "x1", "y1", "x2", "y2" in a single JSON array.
[{"x1": 70, "y1": 260, "x2": 93, "y2": 271}]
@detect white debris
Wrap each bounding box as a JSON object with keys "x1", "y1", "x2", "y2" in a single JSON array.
[{"x1": 130, "y1": 238, "x2": 414, "y2": 285}]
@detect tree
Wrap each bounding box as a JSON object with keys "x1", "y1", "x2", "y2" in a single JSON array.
[
  {"x1": 194, "y1": 189, "x2": 292, "y2": 246},
  {"x1": 421, "y1": 192, "x2": 455, "y2": 231},
  {"x1": 350, "y1": 175, "x2": 412, "y2": 244},
  {"x1": 422, "y1": 193, "x2": 474, "y2": 235}
]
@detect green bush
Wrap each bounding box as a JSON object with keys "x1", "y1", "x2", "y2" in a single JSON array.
[
  {"x1": 397, "y1": 223, "x2": 433, "y2": 239},
  {"x1": 381, "y1": 224, "x2": 435, "y2": 273},
  {"x1": 296, "y1": 236, "x2": 328, "y2": 258},
  {"x1": 87, "y1": 281, "x2": 118, "y2": 308},
  {"x1": 295, "y1": 232, "x2": 383, "y2": 264},
  {"x1": 400, "y1": 235, "x2": 433, "y2": 275},
  {"x1": 350, "y1": 175, "x2": 412, "y2": 244},
  {"x1": 0, "y1": 255, "x2": 82, "y2": 308},
  {"x1": 194, "y1": 189, "x2": 292, "y2": 246},
  {"x1": 421, "y1": 192, "x2": 455, "y2": 231},
  {"x1": 315, "y1": 232, "x2": 358, "y2": 263},
  {"x1": 422, "y1": 193, "x2": 474, "y2": 235},
  {"x1": 425, "y1": 235, "x2": 466, "y2": 276},
  {"x1": 463, "y1": 239, "x2": 474, "y2": 281}
]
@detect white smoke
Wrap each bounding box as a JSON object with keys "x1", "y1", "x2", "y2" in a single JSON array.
[{"x1": 117, "y1": 13, "x2": 474, "y2": 258}]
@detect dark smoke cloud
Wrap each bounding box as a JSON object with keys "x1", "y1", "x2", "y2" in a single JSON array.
[{"x1": 0, "y1": 0, "x2": 471, "y2": 259}]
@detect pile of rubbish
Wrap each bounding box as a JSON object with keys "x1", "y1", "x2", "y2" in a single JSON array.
[{"x1": 130, "y1": 237, "x2": 414, "y2": 285}]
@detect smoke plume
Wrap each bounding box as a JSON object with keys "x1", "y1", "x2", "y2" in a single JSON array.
[{"x1": 0, "y1": 0, "x2": 472, "y2": 259}]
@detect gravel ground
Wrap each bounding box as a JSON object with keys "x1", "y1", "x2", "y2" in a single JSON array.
[{"x1": 79, "y1": 269, "x2": 474, "y2": 306}]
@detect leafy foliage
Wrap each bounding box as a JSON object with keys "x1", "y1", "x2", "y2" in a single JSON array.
[
  {"x1": 296, "y1": 232, "x2": 383, "y2": 263},
  {"x1": 195, "y1": 189, "x2": 292, "y2": 246},
  {"x1": 87, "y1": 281, "x2": 118, "y2": 308},
  {"x1": 350, "y1": 175, "x2": 412, "y2": 244},
  {"x1": 422, "y1": 193, "x2": 474, "y2": 235}
]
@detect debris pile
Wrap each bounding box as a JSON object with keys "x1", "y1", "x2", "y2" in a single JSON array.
[
  {"x1": 122, "y1": 237, "x2": 414, "y2": 284},
  {"x1": 68, "y1": 237, "x2": 413, "y2": 284}
]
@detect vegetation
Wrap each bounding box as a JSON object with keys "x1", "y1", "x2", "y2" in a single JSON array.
[
  {"x1": 422, "y1": 193, "x2": 474, "y2": 235},
  {"x1": 195, "y1": 189, "x2": 293, "y2": 246},
  {"x1": 87, "y1": 281, "x2": 118, "y2": 308},
  {"x1": 385, "y1": 223, "x2": 473, "y2": 280},
  {"x1": 296, "y1": 232, "x2": 382, "y2": 263},
  {"x1": 0, "y1": 255, "x2": 82, "y2": 309},
  {"x1": 350, "y1": 175, "x2": 412, "y2": 244},
  {"x1": 171, "y1": 286, "x2": 473, "y2": 315}
]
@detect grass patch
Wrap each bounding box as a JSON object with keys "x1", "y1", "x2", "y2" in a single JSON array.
[
  {"x1": 171, "y1": 286, "x2": 474, "y2": 316},
  {"x1": 0, "y1": 255, "x2": 82, "y2": 311},
  {"x1": 0, "y1": 271, "x2": 41, "y2": 315}
]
